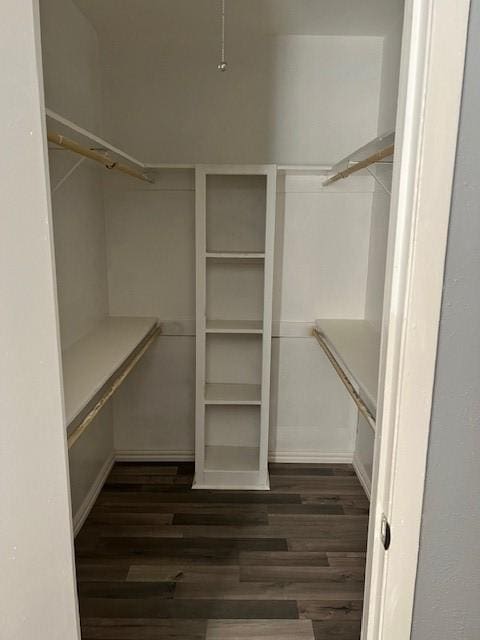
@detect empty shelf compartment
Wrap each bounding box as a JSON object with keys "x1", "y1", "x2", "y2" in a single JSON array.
[
  {"x1": 205, "y1": 383, "x2": 262, "y2": 405},
  {"x1": 204, "y1": 445, "x2": 260, "y2": 472}
]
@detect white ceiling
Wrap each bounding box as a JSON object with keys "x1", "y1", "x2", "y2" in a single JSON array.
[{"x1": 74, "y1": 0, "x2": 404, "y2": 39}]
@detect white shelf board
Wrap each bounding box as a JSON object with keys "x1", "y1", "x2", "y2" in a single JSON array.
[
  {"x1": 206, "y1": 251, "x2": 265, "y2": 260},
  {"x1": 330, "y1": 131, "x2": 395, "y2": 175},
  {"x1": 205, "y1": 383, "x2": 262, "y2": 405},
  {"x1": 204, "y1": 445, "x2": 260, "y2": 472},
  {"x1": 45, "y1": 109, "x2": 145, "y2": 170},
  {"x1": 62, "y1": 316, "x2": 158, "y2": 426},
  {"x1": 315, "y1": 319, "x2": 381, "y2": 410},
  {"x1": 206, "y1": 320, "x2": 263, "y2": 334}
]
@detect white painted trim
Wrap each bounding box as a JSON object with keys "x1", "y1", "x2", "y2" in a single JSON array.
[
  {"x1": 72, "y1": 453, "x2": 115, "y2": 536},
  {"x1": 115, "y1": 450, "x2": 195, "y2": 462},
  {"x1": 269, "y1": 451, "x2": 353, "y2": 464},
  {"x1": 362, "y1": 1, "x2": 471, "y2": 639},
  {"x1": 353, "y1": 452, "x2": 372, "y2": 500},
  {"x1": 115, "y1": 450, "x2": 353, "y2": 465},
  {"x1": 277, "y1": 450, "x2": 352, "y2": 465}
]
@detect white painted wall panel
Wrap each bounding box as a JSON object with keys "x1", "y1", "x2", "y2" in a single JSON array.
[
  {"x1": 105, "y1": 177, "x2": 195, "y2": 327},
  {"x1": 270, "y1": 338, "x2": 357, "y2": 459},
  {"x1": 40, "y1": 0, "x2": 103, "y2": 133},
  {"x1": 69, "y1": 405, "x2": 114, "y2": 515},
  {"x1": 354, "y1": 413, "x2": 375, "y2": 495},
  {"x1": 365, "y1": 184, "x2": 391, "y2": 332},
  {"x1": 114, "y1": 337, "x2": 195, "y2": 455},
  {"x1": 274, "y1": 181, "x2": 373, "y2": 322},
  {"x1": 1, "y1": 2, "x2": 79, "y2": 635},
  {"x1": 50, "y1": 159, "x2": 109, "y2": 349}
]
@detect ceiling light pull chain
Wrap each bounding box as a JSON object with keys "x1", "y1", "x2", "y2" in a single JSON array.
[{"x1": 218, "y1": 0, "x2": 227, "y2": 71}]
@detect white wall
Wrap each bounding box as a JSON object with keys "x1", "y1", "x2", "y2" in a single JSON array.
[
  {"x1": 377, "y1": 0, "x2": 405, "y2": 133},
  {"x1": 107, "y1": 171, "x2": 374, "y2": 461},
  {"x1": 40, "y1": 0, "x2": 114, "y2": 521},
  {"x1": 40, "y1": 0, "x2": 103, "y2": 133},
  {"x1": 48, "y1": 156, "x2": 109, "y2": 349},
  {"x1": 99, "y1": 34, "x2": 383, "y2": 164},
  {"x1": 0, "y1": 2, "x2": 79, "y2": 637}
]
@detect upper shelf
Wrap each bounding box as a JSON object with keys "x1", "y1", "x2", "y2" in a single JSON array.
[
  {"x1": 46, "y1": 110, "x2": 154, "y2": 184},
  {"x1": 62, "y1": 316, "x2": 158, "y2": 428},
  {"x1": 46, "y1": 109, "x2": 145, "y2": 170},
  {"x1": 314, "y1": 319, "x2": 381, "y2": 412},
  {"x1": 323, "y1": 131, "x2": 395, "y2": 187}
]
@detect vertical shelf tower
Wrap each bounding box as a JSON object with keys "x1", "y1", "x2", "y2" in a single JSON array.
[{"x1": 194, "y1": 165, "x2": 276, "y2": 490}]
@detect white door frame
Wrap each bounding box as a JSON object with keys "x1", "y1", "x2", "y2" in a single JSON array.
[{"x1": 362, "y1": 0, "x2": 471, "y2": 638}]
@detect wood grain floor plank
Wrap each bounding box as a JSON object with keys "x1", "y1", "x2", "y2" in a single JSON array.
[
  {"x1": 96, "y1": 492, "x2": 302, "y2": 505},
  {"x1": 127, "y1": 565, "x2": 240, "y2": 583},
  {"x1": 327, "y1": 553, "x2": 367, "y2": 567},
  {"x1": 239, "y1": 551, "x2": 329, "y2": 567},
  {"x1": 206, "y1": 619, "x2": 315, "y2": 639},
  {"x1": 174, "y1": 582, "x2": 364, "y2": 601},
  {"x1": 173, "y1": 512, "x2": 269, "y2": 526},
  {"x1": 298, "y1": 600, "x2": 363, "y2": 621},
  {"x1": 82, "y1": 619, "x2": 206, "y2": 639},
  {"x1": 79, "y1": 598, "x2": 299, "y2": 620},
  {"x1": 312, "y1": 620, "x2": 362, "y2": 639},
  {"x1": 239, "y1": 566, "x2": 365, "y2": 583},
  {"x1": 288, "y1": 539, "x2": 367, "y2": 553}
]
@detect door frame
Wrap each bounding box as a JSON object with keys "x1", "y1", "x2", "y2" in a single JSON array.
[{"x1": 362, "y1": 0, "x2": 471, "y2": 638}]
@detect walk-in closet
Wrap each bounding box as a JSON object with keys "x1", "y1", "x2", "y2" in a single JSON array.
[{"x1": 39, "y1": 1, "x2": 405, "y2": 638}]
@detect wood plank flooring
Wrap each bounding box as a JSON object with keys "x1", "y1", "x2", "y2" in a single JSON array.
[{"x1": 75, "y1": 462, "x2": 369, "y2": 640}]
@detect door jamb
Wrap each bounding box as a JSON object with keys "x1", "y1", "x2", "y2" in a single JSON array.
[{"x1": 362, "y1": 0, "x2": 471, "y2": 638}]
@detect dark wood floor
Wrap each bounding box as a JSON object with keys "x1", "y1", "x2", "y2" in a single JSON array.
[{"x1": 75, "y1": 462, "x2": 369, "y2": 640}]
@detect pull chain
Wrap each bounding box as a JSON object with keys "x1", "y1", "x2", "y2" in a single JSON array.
[{"x1": 218, "y1": 0, "x2": 227, "y2": 71}]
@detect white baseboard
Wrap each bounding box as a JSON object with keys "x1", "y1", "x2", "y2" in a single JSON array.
[
  {"x1": 115, "y1": 449, "x2": 353, "y2": 465},
  {"x1": 73, "y1": 453, "x2": 115, "y2": 536},
  {"x1": 268, "y1": 450, "x2": 353, "y2": 464},
  {"x1": 353, "y1": 452, "x2": 372, "y2": 500},
  {"x1": 115, "y1": 450, "x2": 195, "y2": 462}
]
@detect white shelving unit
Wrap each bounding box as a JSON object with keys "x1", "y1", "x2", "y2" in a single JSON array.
[{"x1": 194, "y1": 165, "x2": 276, "y2": 490}]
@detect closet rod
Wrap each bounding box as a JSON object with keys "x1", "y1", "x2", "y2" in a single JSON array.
[
  {"x1": 323, "y1": 143, "x2": 395, "y2": 186},
  {"x1": 313, "y1": 328, "x2": 376, "y2": 431},
  {"x1": 67, "y1": 325, "x2": 161, "y2": 449},
  {"x1": 48, "y1": 132, "x2": 154, "y2": 184}
]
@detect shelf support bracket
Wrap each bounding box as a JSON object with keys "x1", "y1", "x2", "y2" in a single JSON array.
[{"x1": 52, "y1": 156, "x2": 86, "y2": 194}]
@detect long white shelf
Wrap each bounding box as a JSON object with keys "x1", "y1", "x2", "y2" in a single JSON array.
[
  {"x1": 314, "y1": 319, "x2": 381, "y2": 411},
  {"x1": 62, "y1": 316, "x2": 158, "y2": 426},
  {"x1": 205, "y1": 383, "x2": 262, "y2": 405},
  {"x1": 206, "y1": 320, "x2": 263, "y2": 334},
  {"x1": 46, "y1": 109, "x2": 146, "y2": 170},
  {"x1": 204, "y1": 445, "x2": 260, "y2": 472}
]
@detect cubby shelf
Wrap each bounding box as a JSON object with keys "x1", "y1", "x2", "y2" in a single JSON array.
[
  {"x1": 206, "y1": 251, "x2": 265, "y2": 260},
  {"x1": 204, "y1": 445, "x2": 260, "y2": 472},
  {"x1": 205, "y1": 319, "x2": 263, "y2": 334},
  {"x1": 205, "y1": 383, "x2": 262, "y2": 405}
]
